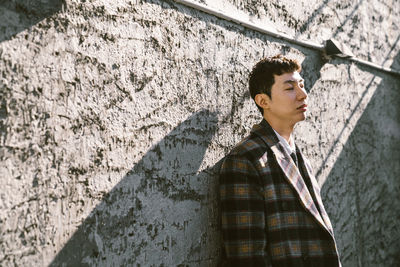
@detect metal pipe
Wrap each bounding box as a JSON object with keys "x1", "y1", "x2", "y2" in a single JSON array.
[
  {"x1": 348, "y1": 57, "x2": 400, "y2": 77},
  {"x1": 173, "y1": 0, "x2": 400, "y2": 77}
]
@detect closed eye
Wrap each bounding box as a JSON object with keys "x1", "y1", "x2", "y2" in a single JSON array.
[{"x1": 284, "y1": 78, "x2": 305, "y2": 89}]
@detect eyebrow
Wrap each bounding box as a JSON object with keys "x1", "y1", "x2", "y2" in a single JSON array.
[{"x1": 283, "y1": 78, "x2": 304, "y2": 84}]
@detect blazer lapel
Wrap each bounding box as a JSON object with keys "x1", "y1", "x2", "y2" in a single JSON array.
[
  {"x1": 251, "y1": 120, "x2": 332, "y2": 234},
  {"x1": 270, "y1": 144, "x2": 330, "y2": 233},
  {"x1": 301, "y1": 154, "x2": 335, "y2": 235}
]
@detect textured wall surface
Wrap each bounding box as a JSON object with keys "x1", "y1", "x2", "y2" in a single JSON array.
[{"x1": 0, "y1": 0, "x2": 399, "y2": 266}]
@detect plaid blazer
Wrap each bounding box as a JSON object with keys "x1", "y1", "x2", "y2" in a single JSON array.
[{"x1": 220, "y1": 120, "x2": 341, "y2": 267}]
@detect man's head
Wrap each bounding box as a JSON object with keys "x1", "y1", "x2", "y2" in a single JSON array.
[
  {"x1": 249, "y1": 54, "x2": 308, "y2": 127},
  {"x1": 249, "y1": 54, "x2": 302, "y2": 114}
]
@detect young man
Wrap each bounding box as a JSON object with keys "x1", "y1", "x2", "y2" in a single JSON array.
[{"x1": 219, "y1": 55, "x2": 341, "y2": 266}]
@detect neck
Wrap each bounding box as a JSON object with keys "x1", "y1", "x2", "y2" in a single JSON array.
[{"x1": 263, "y1": 116, "x2": 294, "y2": 143}]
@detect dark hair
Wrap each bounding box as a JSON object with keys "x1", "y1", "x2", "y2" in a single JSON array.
[{"x1": 248, "y1": 54, "x2": 301, "y2": 114}]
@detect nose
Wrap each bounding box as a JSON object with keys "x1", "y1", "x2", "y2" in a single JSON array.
[{"x1": 296, "y1": 84, "x2": 307, "y2": 100}]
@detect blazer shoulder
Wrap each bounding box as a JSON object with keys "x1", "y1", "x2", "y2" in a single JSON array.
[
  {"x1": 220, "y1": 134, "x2": 270, "y2": 185},
  {"x1": 223, "y1": 134, "x2": 270, "y2": 168}
]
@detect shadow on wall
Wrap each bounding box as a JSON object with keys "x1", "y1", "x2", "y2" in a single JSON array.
[
  {"x1": 300, "y1": 55, "x2": 326, "y2": 91},
  {"x1": 0, "y1": 0, "x2": 64, "y2": 42},
  {"x1": 155, "y1": 0, "x2": 325, "y2": 92},
  {"x1": 50, "y1": 109, "x2": 222, "y2": 266},
  {"x1": 321, "y1": 52, "x2": 400, "y2": 267}
]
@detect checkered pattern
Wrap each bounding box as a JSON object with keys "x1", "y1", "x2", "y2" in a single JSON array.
[{"x1": 220, "y1": 120, "x2": 341, "y2": 266}]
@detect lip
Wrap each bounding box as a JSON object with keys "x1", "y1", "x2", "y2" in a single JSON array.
[{"x1": 297, "y1": 104, "x2": 308, "y2": 111}]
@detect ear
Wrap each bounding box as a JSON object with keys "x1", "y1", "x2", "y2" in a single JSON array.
[{"x1": 255, "y1": 93, "x2": 270, "y2": 111}]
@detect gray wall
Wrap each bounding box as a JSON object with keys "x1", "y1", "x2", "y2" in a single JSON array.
[{"x1": 0, "y1": 0, "x2": 399, "y2": 266}]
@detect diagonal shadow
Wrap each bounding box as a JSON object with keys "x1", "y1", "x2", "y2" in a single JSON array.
[
  {"x1": 381, "y1": 34, "x2": 400, "y2": 69},
  {"x1": 321, "y1": 52, "x2": 400, "y2": 267},
  {"x1": 296, "y1": 0, "x2": 334, "y2": 36},
  {"x1": 331, "y1": 0, "x2": 365, "y2": 38},
  {"x1": 0, "y1": 0, "x2": 64, "y2": 43},
  {"x1": 300, "y1": 54, "x2": 327, "y2": 92},
  {"x1": 315, "y1": 72, "x2": 378, "y2": 178},
  {"x1": 50, "y1": 109, "x2": 220, "y2": 266},
  {"x1": 156, "y1": 0, "x2": 325, "y2": 90},
  {"x1": 315, "y1": 33, "x2": 399, "y2": 179}
]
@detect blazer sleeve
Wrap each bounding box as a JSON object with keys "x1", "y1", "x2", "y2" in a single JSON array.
[{"x1": 219, "y1": 153, "x2": 272, "y2": 266}]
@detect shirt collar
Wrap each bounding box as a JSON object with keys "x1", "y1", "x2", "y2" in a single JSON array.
[{"x1": 272, "y1": 129, "x2": 295, "y2": 155}]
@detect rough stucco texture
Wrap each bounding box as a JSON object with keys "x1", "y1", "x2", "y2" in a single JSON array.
[{"x1": 0, "y1": 0, "x2": 399, "y2": 266}]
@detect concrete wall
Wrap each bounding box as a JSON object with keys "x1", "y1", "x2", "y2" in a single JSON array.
[{"x1": 0, "y1": 0, "x2": 399, "y2": 266}]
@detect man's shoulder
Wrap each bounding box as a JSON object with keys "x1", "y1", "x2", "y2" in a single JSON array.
[
  {"x1": 220, "y1": 133, "x2": 270, "y2": 177},
  {"x1": 226, "y1": 132, "x2": 268, "y2": 160}
]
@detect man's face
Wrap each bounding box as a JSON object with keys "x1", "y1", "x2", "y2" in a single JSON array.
[{"x1": 265, "y1": 71, "x2": 308, "y2": 126}]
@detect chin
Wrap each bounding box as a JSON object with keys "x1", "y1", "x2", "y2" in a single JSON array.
[{"x1": 295, "y1": 114, "x2": 307, "y2": 123}]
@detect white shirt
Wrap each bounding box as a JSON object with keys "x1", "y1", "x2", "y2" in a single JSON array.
[{"x1": 273, "y1": 129, "x2": 295, "y2": 156}]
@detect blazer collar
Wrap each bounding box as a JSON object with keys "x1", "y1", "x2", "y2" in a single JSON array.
[
  {"x1": 250, "y1": 119, "x2": 280, "y2": 149},
  {"x1": 251, "y1": 119, "x2": 334, "y2": 235}
]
